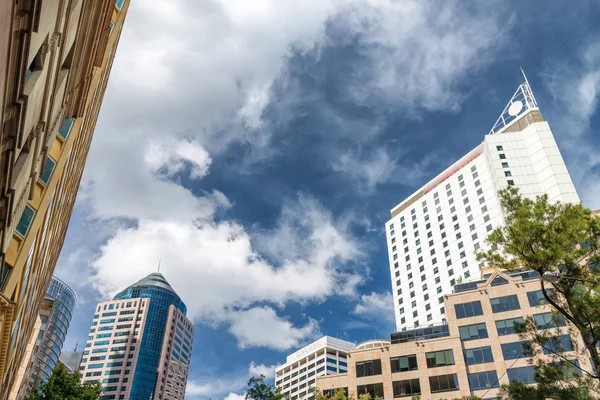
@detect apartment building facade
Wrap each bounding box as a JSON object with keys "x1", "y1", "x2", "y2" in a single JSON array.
[
  {"x1": 318, "y1": 269, "x2": 593, "y2": 399},
  {"x1": 79, "y1": 273, "x2": 194, "y2": 400},
  {"x1": 276, "y1": 336, "x2": 356, "y2": 400},
  {"x1": 385, "y1": 78, "x2": 579, "y2": 331},
  {"x1": 0, "y1": 0, "x2": 130, "y2": 394}
]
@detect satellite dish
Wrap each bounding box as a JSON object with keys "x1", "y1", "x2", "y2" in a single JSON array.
[{"x1": 508, "y1": 100, "x2": 523, "y2": 116}]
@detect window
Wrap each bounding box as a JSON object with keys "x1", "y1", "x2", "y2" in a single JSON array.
[
  {"x1": 356, "y1": 383, "x2": 384, "y2": 398},
  {"x1": 390, "y1": 355, "x2": 417, "y2": 373},
  {"x1": 495, "y1": 317, "x2": 524, "y2": 336},
  {"x1": 115, "y1": 0, "x2": 126, "y2": 10},
  {"x1": 543, "y1": 334, "x2": 573, "y2": 354},
  {"x1": 425, "y1": 349, "x2": 454, "y2": 368},
  {"x1": 490, "y1": 295, "x2": 520, "y2": 313},
  {"x1": 507, "y1": 180, "x2": 515, "y2": 186},
  {"x1": 507, "y1": 366, "x2": 536, "y2": 384},
  {"x1": 499, "y1": 154, "x2": 506, "y2": 159},
  {"x1": 455, "y1": 301, "x2": 483, "y2": 319},
  {"x1": 533, "y1": 312, "x2": 566, "y2": 329},
  {"x1": 355, "y1": 359, "x2": 382, "y2": 377},
  {"x1": 429, "y1": 374, "x2": 459, "y2": 393},
  {"x1": 490, "y1": 276, "x2": 508, "y2": 286},
  {"x1": 392, "y1": 379, "x2": 420, "y2": 397},
  {"x1": 501, "y1": 341, "x2": 531, "y2": 360},
  {"x1": 464, "y1": 346, "x2": 494, "y2": 365},
  {"x1": 527, "y1": 290, "x2": 547, "y2": 307},
  {"x1": 468, "y1": 371, "x2": 499, "y2": 391},
  {"x1": 496, "y1": 145, "x2": 503, "y2": 151},
  {"x1": 38, "y1": 156, "x2": 57, "y2": 185},
  {"x1": 459, "y1": 323, "x2": 488, "y2": 341},
  {"x1": 58, "y1": 118, "x2": 74, "y2": 140},
  {"x1": 16, "y1": 205, "x2": 36, "y2": 237},
  {"x1": 504, "y1": 171, "x2": 512, "y2": 177}
]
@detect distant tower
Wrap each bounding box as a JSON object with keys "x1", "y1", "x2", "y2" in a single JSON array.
[
  {"x1": 18, "y1": 277, "x2": 76, "y2": 398},
  {"x1": 79, "y1": 273, "x2": 194, "y2": 400},
  {"x1": 386, "y1": 75, "x2": 579, "y2": 331}
]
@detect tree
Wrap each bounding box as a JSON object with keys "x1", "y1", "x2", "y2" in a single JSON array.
[
  {"x1": 27, "y1": 363, "x2": 101, "y2": 400},
  {"x1": 246, "y1": 375, "x2": 287, "y2": 400},
  {"x1": 477, "y1": 188, "x2": 600, "y2": 388}
]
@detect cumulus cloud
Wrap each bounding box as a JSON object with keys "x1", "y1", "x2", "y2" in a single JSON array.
[
  {"x1": 61, "y1": 0, "x2": 510, "y2": 359},
  {"x1": 186, "y1": 362, "x2": 279, "y2": 400},
  {"x1": 353, "y1": 291, "x2": 395, "y2": 328},
  {"x1": 227, "y1": 307, "x2": 320, "y2": 351},
  {"x1": 248, "y1": 362, "x2": 279, "y2": 378}
]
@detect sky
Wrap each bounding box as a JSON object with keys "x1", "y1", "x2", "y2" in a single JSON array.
[{"x1": 55, "y1": 0, "x2": 600, "y2": 398}]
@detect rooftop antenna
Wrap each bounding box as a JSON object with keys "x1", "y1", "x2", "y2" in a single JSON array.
[
  {"x1": 74, "y1": 341, "x2": 78, "y2": 352},
  {"x1": 158, "y1": 258, "x2": 161, "y2": 273}
]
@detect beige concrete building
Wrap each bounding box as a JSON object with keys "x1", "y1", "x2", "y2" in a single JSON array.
[
  {"x1": 318, "y1": 269, "x2": 592, "y2": 399},
  {"x1": 0, "y1": 0, "x2": 130, "y2": 395}
]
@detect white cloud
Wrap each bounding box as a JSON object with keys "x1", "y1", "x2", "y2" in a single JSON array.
[
  {"x1": 248, "y1": 362, "x2": 279, "y2": 378},
  {"x1": 227, "y1": 307, "x2": 320, "y2": 351},
  {"x1": 144, "y1": 138, "x2": 212, "y2": 180},
  {"x1": 542, "y1": 41, "x2": 600, "y2": 209},
  {"x1": 353, "y1": 291, "x2": 395, "y2": 328},
  {"x1": 224, "y1": 393, "x2": 246, "y2": 400},
  {"x1": 185, "y1": 362, "x2": 279, "y2": 400},
  {"x1": 61, "y1": 0, "x2": 510, "y2": 354},
  {"x1": 331, "y1": 148, "x2": 438, "y2": 194}
]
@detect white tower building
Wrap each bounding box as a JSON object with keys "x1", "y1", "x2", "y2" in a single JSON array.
[
  {"x1": 386, "y1": 76, "x2": 579, "y2": 331},
  {"x1": 275, "y1": 336, "x2": 356, "y2": 400}
]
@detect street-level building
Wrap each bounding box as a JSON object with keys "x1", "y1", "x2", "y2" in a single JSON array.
[
  {"x1": 0, "y1": 0, "x2": 131, "y2": 395},
  {"x1": 79, "y1": 272, "x2": 194, "y2": 400},
  {"x1": 385, "y1": 77, "x2": 579, "y2": 331},
  {"x1": 318, "y1": 268, "x2": 593, "y2": 399},
  {"x1": 276, "y1": 336, "x2": 356, "y2": 400}
]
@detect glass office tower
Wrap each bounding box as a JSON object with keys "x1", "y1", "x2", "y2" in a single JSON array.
[
  {"x1": 24, "y1": 277, "x2": 76, "y2": 395},
  {"x1": 80, "y1": 273, "x2": 194, "y2": 400}
]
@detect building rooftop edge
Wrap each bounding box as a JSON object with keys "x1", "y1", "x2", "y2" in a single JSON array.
[{"x1": 276, "y1": 336, "x2": 356, "y2": 371}]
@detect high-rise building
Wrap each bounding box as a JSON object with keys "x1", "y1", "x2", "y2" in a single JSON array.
[
  {"x1": 16, "y1": 277, "x2": 76, "y2": 399},
  {"x1": 275, "y1": 336, "x2": 356, "y2": 400},
  {"x1": 385, "y1": 77, "x2": 579, "y2": 331},
  {"x1": 58, "y1": 351, "x2": 83, "y2": 375},
  {"x1": 79, "y1": 273, "x2": 194, "y2": 400},
  {"x1": 0, "y1": 0, "x2": 131, "y2": 394},
  {"x1": 318, "y1": 268, "x2": 594, "y2": 399}
]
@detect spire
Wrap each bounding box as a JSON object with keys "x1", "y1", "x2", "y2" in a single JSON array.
[
  {"x1": 158, "y1": 258, "x2": 161, "y2": 273},
  {"x1": 488, "y1": 69, "x2": 539, "y2": 135}
]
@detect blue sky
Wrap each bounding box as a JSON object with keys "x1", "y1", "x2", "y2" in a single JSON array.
[{"x1": 55, "y1": 0, "x2": 600, "y2": 398}]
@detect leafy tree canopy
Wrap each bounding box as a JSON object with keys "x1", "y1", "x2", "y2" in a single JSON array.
[{"x1": 26, "y1": 363, "x2": 101, "y2": 400}]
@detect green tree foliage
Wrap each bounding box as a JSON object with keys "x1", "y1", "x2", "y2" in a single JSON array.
[
  {"x1": 246, "y1": 375, "x2": 288, "y2": 400},
  {"x1": 477, "y1": 188, "x2": 600, "y2": 397},
  {"x1": 26, "y1": 363, "x2": 101, "y2": 400}
]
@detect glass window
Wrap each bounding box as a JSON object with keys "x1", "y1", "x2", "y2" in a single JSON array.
[
  {"x1": 495, "y1": 317, "x2": 524, "y2": 336},
  {"x1": 468, "y1": 371, "x2": 499, "y2": 391},
  {"x1": 527, "y1": 290, "x2": 547, "y2": 307},
  {"x1": 490, "y1": 276, "x2": 508, "y2": 286},
  {"x1": 390, "y1": 355, "x2": 417, "y2": 373},
  {"x1": 501, "y1": 341, "x2": 531, "y2": 360},
  {"x1": 58, "y1": 118, "x2": 74, "y2": 140},
  {"x1": 16, "y1": 205, "x2": 36, "y2": 237},
  {"x1": 543, "y1": 334, "x2": 573, "y2": 354},
  {"x1": 464, "y1": 346, "x2": 494, "y2": 365},
  {"x1": 496, "y1": 145, "x2": 503, "y2": 151},
  {"x1": 499, "y1": 154, "x2": 506, "y2": 159},
  {"x1": 425, "y1": 349, "x2": 454, "y2": 368},
  {"x1": 507, "y1": 366, "x2": 536, "y2": 383},
  {"x1": 459, "y1": 323, "x2": 488, "y2": 341},
  {"x1": 38, "y1": 156, "x2": 57, "y2": 185},
  {"x1": 392, "y1": 379, "x2": 420, "y2": 397},
  {"x1": 429, "y1": 374, "x2": 459, "y2": 393},
  {"x1": 455, "y1": 301, "x2": 483, "y2": 319},
  {"x1": 356, "y1": 383, "x2": 384, "y2": 398},
  {"x1": 490, "y1": 295, "x2": 520, "y2": 313},
  {"x1": 534, "y1": 312, "x2": 566, "y2": 329},
  {"x1": 355, "y1": 359, "x2": 382, "y2": 377}
]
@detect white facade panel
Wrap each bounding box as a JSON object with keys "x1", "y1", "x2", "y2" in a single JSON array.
[{"x1": 387, "y1": 112, "x2": 579, "y2": 331}]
